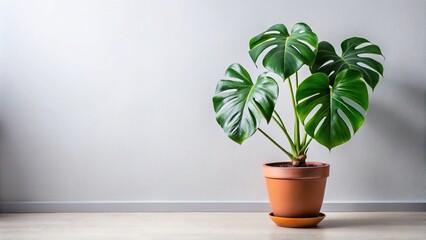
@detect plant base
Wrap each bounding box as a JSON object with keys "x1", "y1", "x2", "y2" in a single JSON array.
[{"x1": 269, "y1": 212, "x2": 325, "y2": 228}]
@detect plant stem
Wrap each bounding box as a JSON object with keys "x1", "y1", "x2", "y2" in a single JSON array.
[
  {"x1": 273, "y1": 111, "x2": 297, "y2": 155},
  {"x1": 301, "y1": 132, "x2": 307, "y2": 150},
  {"x1": 295, "y1": 71, "x2": 299, "y2": 87},
  {"x1": 258, "y1": 128, "x2": 294, "y2": 160},
  {"x1": 288, "y1": 77, "x2": 300, "y2": 153},
  {"x1": 300, "y1": 137, "x2": 313, "y2": 154}
]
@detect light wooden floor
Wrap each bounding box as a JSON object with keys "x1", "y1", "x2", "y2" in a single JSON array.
[{"x1": 0, "y1": 212, "x2": 425, "y2": 240}]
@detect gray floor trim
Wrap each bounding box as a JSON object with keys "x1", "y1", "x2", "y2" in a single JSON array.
[{"x1": 0, "y1": 201, "x2": 425, "y2": 213}]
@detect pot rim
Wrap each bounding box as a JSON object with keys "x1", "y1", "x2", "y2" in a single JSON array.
[{"x1": 263, "y1": 161, "x2": 330, "y2": 179}]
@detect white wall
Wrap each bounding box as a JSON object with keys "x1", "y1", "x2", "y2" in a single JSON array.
[{"x1": 0, "y1": 0, "x2": 425, "y2": 209}]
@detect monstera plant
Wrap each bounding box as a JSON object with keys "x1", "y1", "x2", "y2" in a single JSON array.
[
  {"x1": 212, "y1": 23, "x2": 384, "y2": 227},
  {"x1": 213, "y1": 23, "x2": 384, "y2": 166}
]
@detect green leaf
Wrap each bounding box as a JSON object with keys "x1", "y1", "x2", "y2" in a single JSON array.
[
  {"x1": 249, "y1": 23, "x2": 318, "y2": 79},
  {"x1": 296, "y1": 69, "x2": 368, "y2": 149},
  {"x1": 311, "y1": 37, "x2": 384, "y2": 89},
  {"x1": 213, "y1": 63, "x2": 279, "y2": 144}
]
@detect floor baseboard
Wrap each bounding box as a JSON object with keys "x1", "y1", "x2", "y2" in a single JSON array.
[{"x1": 0, "y1": 201, "x2": 425, "y2": 213}]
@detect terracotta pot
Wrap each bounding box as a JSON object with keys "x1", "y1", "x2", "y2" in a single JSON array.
[{"x1": 262, "y1": 162, "x2": 329, "y2": 218}]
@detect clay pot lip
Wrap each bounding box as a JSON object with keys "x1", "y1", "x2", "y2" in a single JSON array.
[{"x1": 263, "y1": 161, "x2": 330, "y2": 179}]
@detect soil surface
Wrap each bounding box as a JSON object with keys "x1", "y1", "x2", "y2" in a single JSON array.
[{"x1": 267, "y1": 162, "x2": 317, "y2": 168}]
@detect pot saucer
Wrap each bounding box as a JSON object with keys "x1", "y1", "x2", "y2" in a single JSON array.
[{"x1": 269, "y1": 212, "x2": 325, "y2": 228}]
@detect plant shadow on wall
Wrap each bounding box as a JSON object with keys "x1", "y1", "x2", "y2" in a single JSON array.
[
  {"x1": 368, "y1": 77, "x2": 425, "y2": 155},
  {"x1": 0, "y1": 123, "x2": 5, "y2": 208},
  {"x1": 0, "y1": 122, "x2": 34, "y2": 207},
  {"x1": 212, "y1": 23, "x2": 384, "y2": 227},
  {"x1": 365, "y1": 74, "x2": 426, "y2": 189},
  {"x1": 330, "y1": 71, "x2": 426, "y2": 201}
]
